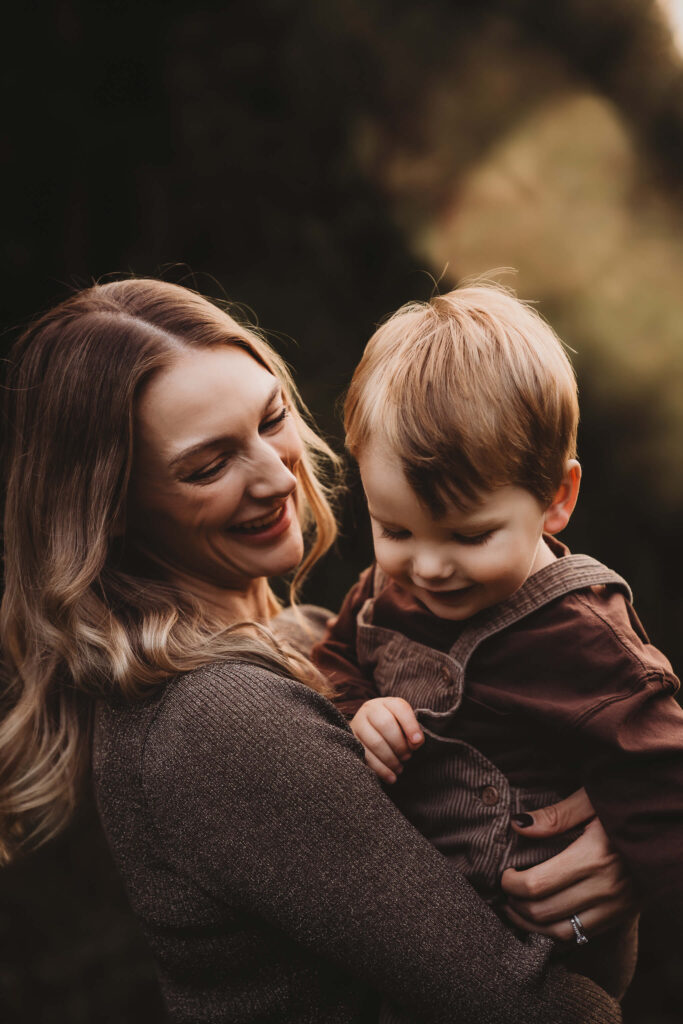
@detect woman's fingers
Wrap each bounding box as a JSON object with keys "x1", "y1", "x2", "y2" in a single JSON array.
[
  {"x1": 502, "y1": 817, "x2": 616, "y2": 899},
  {"x1": 501, "y1": 815, "x2": 638, "y2": 937},
  {"x1": 503, "y1": 897, "x2": 636, "y2": 942},
  {"x1": 510, "y1": 787, "x2": 595, "y2": 837},
  {"x1": 500, "y1": 846, "x2": 589, "y2": 903},
  {"x1": 504, "y1": 869, "x2": 632, "y2": 927}
]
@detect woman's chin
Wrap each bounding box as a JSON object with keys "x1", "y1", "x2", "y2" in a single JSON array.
[
  {"x1": 247, "y1": 524, "x2": 305, "y2": 581},
  {"x1": 273, "y1": 531, "x2": 305, "y2": 576}
]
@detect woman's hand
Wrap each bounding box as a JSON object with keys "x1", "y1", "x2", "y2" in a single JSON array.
[
  {"x1": 350, "y1": 697, "x2": 424, "y2": 784},
  {"x1": 500, "y1": 788, "x2": 637, "y2": 943}
]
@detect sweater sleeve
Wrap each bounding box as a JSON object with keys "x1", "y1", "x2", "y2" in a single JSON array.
[
  {"x1": 142, "y1": 661, "x2": 619, "y2": 1024},
  {"x1": 312, "y1": 565, "x2": 379, "y2": 717},
  {"x1": 578, "y1": 667, "x2": 683, "y2": 925}
]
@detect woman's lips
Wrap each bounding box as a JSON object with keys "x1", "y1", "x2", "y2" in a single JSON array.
[{"x1": 227, "y1": 497, "x2": 293, "y2": 544}]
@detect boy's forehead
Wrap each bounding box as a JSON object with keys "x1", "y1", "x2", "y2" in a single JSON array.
[{"x1": 359, "y1": 441, "x2": 521, "y2": 523}]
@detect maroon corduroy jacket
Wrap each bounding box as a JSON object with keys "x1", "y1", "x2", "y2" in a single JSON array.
[{"x1": 313, "y1": 538, "x2": 683, "y2": 996}]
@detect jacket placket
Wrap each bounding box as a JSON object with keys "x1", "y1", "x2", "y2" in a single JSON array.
[{"x1": 355, "y1": 556, "x2": 631, "y2": 899}]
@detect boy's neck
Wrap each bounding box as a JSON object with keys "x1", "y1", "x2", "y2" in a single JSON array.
[{"x1": 529, "y1": 533, "x2": 558, "y2": 576}]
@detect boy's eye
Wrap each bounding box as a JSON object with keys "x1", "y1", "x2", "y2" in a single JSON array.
[
  {"x1": 379, "y1": 525, "x2": 410, "y2": 541},
  {"x1": 454, "y1": 530, "x2": 493, "y2": 546},
  {"x1": 260, "y1": 406, "x2": 288, "y2": 433}
]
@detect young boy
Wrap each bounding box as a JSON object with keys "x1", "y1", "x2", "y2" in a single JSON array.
[{"x1": 313, "y1": 283, "x2": 683, "y2": 999}]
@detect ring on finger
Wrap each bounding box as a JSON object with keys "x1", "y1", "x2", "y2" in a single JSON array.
[{"x1": 570, "y1": 913, "x2": 589, "y2": 946}]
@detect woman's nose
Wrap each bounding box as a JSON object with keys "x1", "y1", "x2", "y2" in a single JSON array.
[{"x1": 247, "y1": 438, "x2": 298, "y2": 501}]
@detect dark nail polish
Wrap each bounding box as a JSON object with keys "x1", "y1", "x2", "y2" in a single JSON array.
[{"x1": 512, "y1": 813, "x2": 534, "y2": 828}]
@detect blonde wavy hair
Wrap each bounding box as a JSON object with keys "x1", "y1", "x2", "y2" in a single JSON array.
[{"x1": 0, "y1": 278, "x2": 339, "y2": 864}]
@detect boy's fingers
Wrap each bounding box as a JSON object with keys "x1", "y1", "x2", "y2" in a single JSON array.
[
  {"x1": 364, "y1": 748, "x2": 398, "y2": 785},
  {"x1": 359, "y1": 721, "x2": 404, "y2": 774},
  {"x1": 366, "y1": 703, "x2": 413, "y2": 759},
  {"x1": 510, "y1": 787, "x2": 595, "y2": 838},
  {"x1": 384, "y1": 698, "x2": 424, "y2": 749},
  {"x1": 350, "y1": 716, "x2": 397, "y2": 770}
]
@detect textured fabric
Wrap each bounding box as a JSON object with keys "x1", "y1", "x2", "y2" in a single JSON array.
[
  {"x1": 93, "y1": 646, "x2": 621, "y2": 1023},
  {"x1": 351, "y1": 554, "x2": 630, "y2": 893},
  {"x1": 313, "y1": 541, "x2": 683, "y2": 997}
]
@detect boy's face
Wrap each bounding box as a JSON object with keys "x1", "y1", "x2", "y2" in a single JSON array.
[{"x1": 357, "y1": 442, "x2": 555, "y2": 621}]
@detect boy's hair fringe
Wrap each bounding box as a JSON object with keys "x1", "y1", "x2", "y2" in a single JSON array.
[{"x1": 344, "y1": 279, "x2": 579, "y2": 515}]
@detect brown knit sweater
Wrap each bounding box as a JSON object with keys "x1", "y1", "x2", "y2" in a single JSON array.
[{"x1": 92, "y1": 659, "x2": 621, "y2": 1023}]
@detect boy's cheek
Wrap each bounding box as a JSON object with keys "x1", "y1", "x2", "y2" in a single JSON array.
[{"x1": 373, "y1": 544, "x2": 402, "y2": 580}]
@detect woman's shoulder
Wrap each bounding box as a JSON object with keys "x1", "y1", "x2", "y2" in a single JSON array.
[
  {"x1": 145, "y1": 658, "x2": 353, "y2": 772},
  {"x1": 163, "y1": 656, "x2": 337, "y2": 721},
  {"x1": 95, "y1": 658, "x2": 346, "y2": 774},
  {"x1": 137, "y1": 659, "x2": 362, "y2": 840}
]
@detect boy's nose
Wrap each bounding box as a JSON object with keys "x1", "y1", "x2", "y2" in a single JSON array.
[{"x1": 412, "y1": 551, "x2": 455, "y2": 585}]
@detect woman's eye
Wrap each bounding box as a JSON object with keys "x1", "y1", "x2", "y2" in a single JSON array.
[
  {"x1": 260, "y1": 406, "x2": 288, "y2": 433},
  {"x1": 183, "y1": 457, "x2": 230, "y2": 484}
]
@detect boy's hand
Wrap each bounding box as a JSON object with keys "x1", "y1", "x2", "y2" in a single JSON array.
[{"x1": 350, "y1": 697, "x2": 424, "y2": 784}]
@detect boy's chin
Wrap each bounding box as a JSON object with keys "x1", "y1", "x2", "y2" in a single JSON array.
[{"x1": 412, "y1": 584, "x2": 482, "y2": 620}]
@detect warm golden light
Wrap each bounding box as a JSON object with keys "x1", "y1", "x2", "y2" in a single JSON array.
[{"x1": 659, "y1": 0, "x2": 683, "y2": 53}]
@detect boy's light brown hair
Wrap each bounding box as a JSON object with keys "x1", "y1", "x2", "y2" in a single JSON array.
[{"x1": 344, "y1": 282, "x2": 579, "y2": 516}]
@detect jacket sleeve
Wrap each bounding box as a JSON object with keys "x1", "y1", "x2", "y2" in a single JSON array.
[
  {"x1": 142, "y1": 661, "x2": 620, "y2": 1024},
  {"x1": 312, "y1": 565, "x2": 380, "y2": 717},
  {"x1": 578, "y1": 666, "x2": 683, "y2": 925}
]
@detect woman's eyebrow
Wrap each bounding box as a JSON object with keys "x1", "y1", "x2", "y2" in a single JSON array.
[{"x1": 168, "y1": 382, "x2": 282, "y2": 469}]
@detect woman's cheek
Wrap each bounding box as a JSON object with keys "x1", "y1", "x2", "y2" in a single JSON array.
[{"x1": 281, "y1": 419, "x2": 305, "y2": 466}]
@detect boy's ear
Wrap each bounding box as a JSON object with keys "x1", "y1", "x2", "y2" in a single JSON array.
[{"x1": 543, "y1": 460, "x2": 581, "y2": 535}]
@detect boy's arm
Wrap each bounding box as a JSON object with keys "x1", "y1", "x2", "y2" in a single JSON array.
[
  {"x1": 578, "y1": 668, "x2": 683, "y2": 925},
  {"x1": 312, "y1": 565, "x2": 379, "y2": 717}
]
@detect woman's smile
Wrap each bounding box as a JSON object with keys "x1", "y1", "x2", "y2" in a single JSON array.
[
  {"x1": 227, "y1": 495, "x2": 293, "y2": 541},
  {"x1": 130, "y1": 345, "x2": 306, "y2": 611}
]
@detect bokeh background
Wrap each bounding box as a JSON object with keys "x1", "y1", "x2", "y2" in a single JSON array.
[{"x1": 2, "y1": 1, "x2": 682, "y2": 1020}]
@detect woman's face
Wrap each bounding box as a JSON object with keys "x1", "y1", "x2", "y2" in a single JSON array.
[{"x1": 129, "y1": 344, "x2": 305, "y2": 602}]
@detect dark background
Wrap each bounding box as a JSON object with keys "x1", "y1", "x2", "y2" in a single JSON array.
[{"x1": 2, "y1": 1, "x2": 682, "y2": 1021}]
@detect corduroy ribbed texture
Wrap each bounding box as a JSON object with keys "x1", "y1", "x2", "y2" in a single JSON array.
[{"x1": 92, "y1": 660, "x2": 621, "y2": 1023}]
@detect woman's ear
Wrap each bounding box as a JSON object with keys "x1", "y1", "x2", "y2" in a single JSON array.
[{"x1": 543, "y1": 460, "x2": 581, "y2": 535}]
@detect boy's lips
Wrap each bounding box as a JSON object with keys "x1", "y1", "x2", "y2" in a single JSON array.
[{"x1": 418, "y1": 583, "x2": 476, "y2": 602}]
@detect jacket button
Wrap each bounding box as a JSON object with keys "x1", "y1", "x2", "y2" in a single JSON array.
[
  {"x1": 481, "y1": 785, "x2": 500, "y2": 806},
  {"x1": 439, "y1": 666, "x2": 450, "y2": 682}
]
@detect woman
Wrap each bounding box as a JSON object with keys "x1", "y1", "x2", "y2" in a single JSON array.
[{"x1": 0, "y1": 279, "x2": 630, "y2": 1023}]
